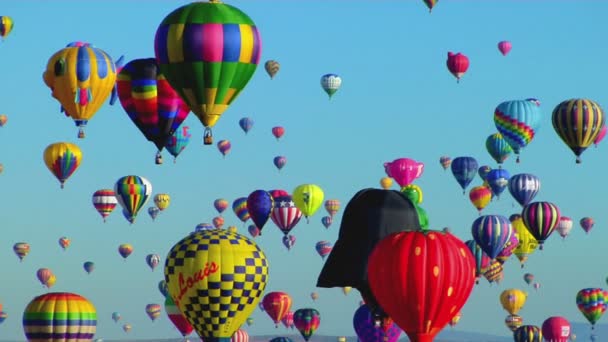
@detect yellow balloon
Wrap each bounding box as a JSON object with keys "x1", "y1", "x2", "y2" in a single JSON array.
[
  {"x1": 511, "y1": 215, "x2": 538, "y2": 267},
  {"x1": 154, "y1": 193, "x2": 171, "y2": 211},
  {"x1": 165, "y1": 229, "x2": 268, "y2": 341},
  {"x1": 42, "y1": 42, "x2": 118, "y2": 138},
  {"x1": 43, "y1": 142, "x2": 82, "y2": 189},
  {"x1": 292, "y1": 184, "x2": 324, "y2": 221},
  {"x1": 342, "y1": 286, "x2": 352, "y2": 295},
  {"x1": 499, "y1": 289, "x2": 527, "y2": 315},
  {"x1": 380, "y1": 177, "x2": 393, "y2": 190},
  {"x1": 228, "y1": 226, "x2": 238, "y2": 233},
  {"x1": 46, "y1": 274, "x2": 57, "y2": 288}
]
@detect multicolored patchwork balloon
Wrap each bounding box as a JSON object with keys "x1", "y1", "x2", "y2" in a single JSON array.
[
  {"x1": 353, "y1": 304, "x2": 401, "y2": 342},
  {"x1": 165, "y1": 125, "x2": 192, "y2": 162},
  {"x1": 114, "y1": 175, "x2": 153, "y2": 224},
  {"x1": 154, "y1": 1, "x2": 262, "y2": 144},
  {"x1": 576, "y1": 288, "x2": 608, "y2": 328},
  {"x1": 22, "y1": 292, "x2": 97, "y2": 341},
  {"x1": 43, "y1": 142, "x2": 82, "y2": 189},
  {"x1": 293, "y1": 308, "x2": 320, "y2": 341}
]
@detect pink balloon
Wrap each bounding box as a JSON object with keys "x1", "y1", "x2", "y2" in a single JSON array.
[
  {"x1": 498, "y1": 41, "x2": 512, "y2": 56},
  {"x1": 541, "y1": 316, "x2": 571, "y2": 342},
  {"x1": 594, "y1": 125, "x2": 607, "y2": 147},
  {"x1": 383, "y1": 158, "x2": 424, "y2": 187}
]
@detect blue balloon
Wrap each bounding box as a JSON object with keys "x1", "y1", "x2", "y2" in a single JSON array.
[
  {"x1": 246, "y1": 190, "x2": 274, "y2": 234},
  {"x1": 471, "y1": 215, "x2": 513, "y2": 260},
  {"x1": 465, "y1": 240, "x2": 487, "y2": 282},
  {"x1": 239, "y1": 117, "x2": 254, "y2": 134},
  {"x1": 165, "y1": 125, "x2": 191, "y2": 162},
  {"x1": 478, "y1": 165, "x2": 492, "y2": 182},
  {"x1": 486, "y1": 168, "x2": 511, "y2": 198},
  {"x1": 270, "y1": 338, "x2": 294, "y2": 342},
  {"x1": 508, "y1": 173, "x2": 540, "y2": 207},
  {"x1": 450, "y1": 156, "x2": 479, "y2": 193},
  {"x1": 353, "y1": 304, "x2": 402, "y2": 342}
]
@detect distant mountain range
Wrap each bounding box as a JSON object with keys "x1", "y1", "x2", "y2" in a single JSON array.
[{"x1": 2, "y1": 322, "x2": 604, "y2": 342}]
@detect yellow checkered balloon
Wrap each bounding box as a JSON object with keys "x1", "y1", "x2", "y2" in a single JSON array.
[{"x1": 165, "y1": 229, "x2": 269, "y2": 341}]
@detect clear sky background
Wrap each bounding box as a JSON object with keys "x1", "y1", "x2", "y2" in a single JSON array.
[{"x1": 1, "y1": 0, "x2": 607, "y2": 341}]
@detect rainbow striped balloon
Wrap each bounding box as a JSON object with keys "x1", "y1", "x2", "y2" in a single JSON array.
[
  {"x1": 114, "y1": 175, "x2": 153, "y2": 224},
  {"x1": 232, "y1": 197, "x2": 250, "y2": 223},
  {"x1": 22, "y1": 292, "x2": 97, "y2": 341},
  {"x1": 576, "y1": 288, "x2": 608, "y2": 327},
  {"x1": 493, "y1": 99, "x2": 542, "y2": 162},
  {"x1": 521, "y1": 201, "x2": 561, "y2": 249}
]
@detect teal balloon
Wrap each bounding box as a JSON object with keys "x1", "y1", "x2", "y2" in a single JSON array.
[{"x1": 485, "y1": 133, "x2": 513, "y2": 165}]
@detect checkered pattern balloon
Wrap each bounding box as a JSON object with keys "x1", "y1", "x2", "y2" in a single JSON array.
[{"x1": 165, "y1": 229, "x2": 268, "y2": 342}]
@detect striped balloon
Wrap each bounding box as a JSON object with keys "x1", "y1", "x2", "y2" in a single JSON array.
[
  {"x1": 468, "y1": 186, "x2": 492, "y2": 214},
  {"x1": 214, "y1": 198, "x2": 229, "y2": 215},
  {"x1": 552, "y1": 99, "x2": 605, "y2": 163},
  {"x1": 494, "y1": 99, "x2": 542, "y2": 162},
  {"x1": 91, "y1": 189, "x2": 118, "y2": 222},
  {"x1": 471, "y1": 215, "x2": 513, "y2": 260},
  {"x1": 265, "y1": 60, "x2": 280, "y2": 79},
  {"x1": 315, "y1": 241, "x2": 333, "y2": 259},
  {"x1": 217, "y1": 140, "x2": 231, "y2": 157},
  {"x1": 145, "y1": 304, "x2": 161, "y2": 321},
  {"x1": 164, "y1": 296, "x2": 193, "y2": 337},
  {"x1": 114, "y1": 175, "x2": 153, "y2": 224},
  {"x1": 485, "y1": 133, "x2": 513, "y2": 165},
  {"x1": 496, "y1": 232, "x2": 519, "y2": 264},
  {"x1": 293, "y1": 308, "x2": 321, "y2": 341},
  {"x1": 231, "y1": 329, "x2": 249, "y2": 342},
  {"x1": 154, "y1": 2, "x2": 261, "y2": 144},
  {"x1": 22, "y1": 292, "x2": 97, "y2": 341},
  {"x1": 513, "y1": 325, "x2": 543, "y2": 342},
  {"x1": 270, "y1": 196, "x2": 302, "y2": 235},
  {"x1": 521, "y1": 202, "x2": 561, "y2": 249},
  {"x1": 464, "y1": 240, "x2": 490, "y2": 283},
  {"x1": 324, "y1": 200, "x2": 341, "y2": 217},
  {"x1": 482, "y1": 260, "x2": 503, "y2": 284},
  {"x1": 43, "y1": 142, "x2": 82, "y2": 189},
  {"x1": 262, "y1": 292, "x2": 292, "y2": 326},
  {"x1": 239, "y1": 117, "x2": 254, "y2": 134},
  {"x1": 505, "y1": 314, "x2": 523, "y2": 332},
  {"x1": 508, "y1": 174, "x2": 540, "y2": 207},
  {"x1": 555, "y1": 216, "x2": 573, "y2": 240},
  {"x1": 576, "y1": 288, "x2": 608, "y2": 327},
  {"x1": 232, "y1": 197, "x2": 250, "y2": 222},
  {"x1": 321, "y1": 216, "x2": 332, "y2": 229},
  {"x1": 422, "y1": 0, "x2": 438, "y2": 13}
]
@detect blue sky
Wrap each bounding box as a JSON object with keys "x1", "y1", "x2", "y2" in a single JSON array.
[{"x1": 1, "y1": 0, "x2": 607, "y2": 341}]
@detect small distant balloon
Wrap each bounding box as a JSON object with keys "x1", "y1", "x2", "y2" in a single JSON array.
[
  {"x1": 218, "y1": 140, "x2": 231, "y2": 158},
  {"x1": 265, "y1": 60, "x2": 280, "y2": 79},
  {"x1": 446, "y1": 52, "x2": 469, "y2": 83},
  {"x1": 239, "y1": 117, "x2": 254, "y2": 134},
  {"x1": 272, "y1": 126, "x2": 285, "y2": 140},
  {"x1": 321, "y1": 74, "x2": 342, "y2": 99},
  {"x1": 498, "y1": 41, "x2": 512, "y2": 56}
]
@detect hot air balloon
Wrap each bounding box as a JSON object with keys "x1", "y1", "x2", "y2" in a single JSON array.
[
  {"x1": 123, "y1": 324, "x2": 131, "y2": 333},
  {"x1": 36, "y1": 268, "x2": 53, "y2": 288},
  {"x1": 505, "y1": 314, "x2": 523, "y2": 332},
  {"x1": 165, "y1": 124, "x2": 192, "y2": 162},
  {"x1": 449, "y1": 156, "x2": 478, "y2": 194},
  {"x1": 43, "y1": 42, "x2": 120, "y2": 138},
  {"x1": 274, "y1": 156, "x2": 287, "y2": 171},
  {"x1": 246, "y1": 317, "x2": 254, "y2": 326},
  {"x1": 316, "y1": 241, "x2": 332, "y2": 259},
  {"x1": 556, "y1": 216, "x2": 573, "y2": 239},
  {"x1": 580, "y1": 217, "x2": 594, "y2": 234},
  {"x1": 310, "y1": 292, "x2": 319, "y2": 301},
  {"x1": 508, "y1": 174, "x2": 540, "y2": 207},
  {"x1": 239, "y1": 117, "x2": 254, "y2": 134},
  {"x1": 478, "y1": 166, "x2": 492, "y2": 184},
  {"x1": 570, "y1": 333, "x2": 577, "y2": 341},
  {"x1": 533, "y1": 282, "x2": 541, "y2": 291},
  {"x1": 154, "y1": 1, "x2": 261, "y2": 145},
  {"x1": 83, "y1": 261, "x2": 95, "y2": 274},
  {"x1": 482, "y1": 260, "x2": 503, "y2": 284},
  {"x1": 217, "y1": 140, "x2": 231, "y2": 157},
  {"x1": 247, "y1": 190, "x2": 274, "y2": 234},
  {"x1": 465, "y1": 240, "x2": 490, "y2": 284},
  {"x1": 112, "y1": 312, "x2": 121, "y2": 323},
  {"x1": 58, "y1": 237, "x2": 70, "y2": 251},
  {"x1": 521, "y1": 202, "x2": 561, "y2": 249},
  {"x1": 321, "y1": 74, "x2": 341, "y2": 99},
  {"x1": 248, "y1": 224, "x2": 260, "y2": 238},
  {"x1": 212, "y1": 216, "x2": 224, "y2": 229},
  {"x1": 367, "y1": 230, "x2": 476, "y2": 342},
  {"x1": 153, "y1": 194, "x2": 170, "y2": 211},
  {"x1": 262, "y1": 292, "x2": 292, "y2": 327},
  {"x1": 214, "y1": 199, "x2": 229, "y2": 215},
  {"x1": 232, "y1": 197, "x2": 250, "y2": 223},
  {"x1": 446, "y1": 52, "x2": 469, "y2": 83},
  {"x1": 496, "y1": 231, "x2": 518, "y2": 264},
  {"x1": 228, "y1": 226, "x2": 237, "y2": 233},
  {"x1": 23, "y1": 293, "x2": 97, "y2": 341},
  {"x1": 0, "y1": 16, "x2": 13, "y2": 40},
  {"x1": 272, "y1": 126, "x2": 285, "y2": 141},
  {"x1": 164, "y1": 229, "x2": 268, "y2": 342},
  {"x1": 0, "y1": 114, "x2": 8, "y2": 127},
  {"x1": 380, "y1": 177, "x2": 393, "y2": 189},
  {"x1": 439, "y1": 156, "x2": 452, "y2": 170},
  {"x1": 265, "y1": 60, "x2": 280, "y2": 79},
  {"x1": 353, "y1": 304, "x2": 402, "y2": 342},
  {"x1": 114, "y1": 175, "x2": 153, "y2": 224},
  {"x1": 513, "y1": 325, "x2": 542, "y2": 342},
  {"x1": 118, "y1": 244, "x2": 133, "y2": 260},
  {"x1": 324, "y1": 200, "x2": 340, "y2": 217},
  {"x1": 552, "y1": 99, "x2": 605, "y2": 163},
  {"x1": 293, "y1": 184, "x2": 324, "y2": 222},
  {"x1": 145, "y1": 304, "x2": 161, "y2": 321},
  {"x1": 92, "y1": 189, "x2": 118, "y2": 222},
  {"x1": 523, "y1": 273, "x2": 534, "y2": 285},
  {"x1": 232, "y1": 329, "x2": 249, "y2": 342},
  {"x1": 422, "y1": 0, "x2": 438, "y2": 13},
  {"x1": 271, "y1": 338, "x2": 293, "y2": 342},
  {"x1": 494, "y1": 99, "x2": 542, "y2": 163},
  {"x1": 594, "y1": 124, "x2": 607, "y2": 147},
  {"x1": 317, "y1": 189, "x2": 422, "y2": 324},
  {"x1": 500, "y1": 289, "x2": 527, "y2": 315},
  {"x1": 471, "y1": 215, "x2": 513, "y2": 260},
  {"x1": 282, "y1": 235, "x2": 296, "y2": 251},
  {"x1": 270, "y1": 195, "x2": 303, "y2": 236},
  {"x1": 485, "y1": 168, "x2": 510, "y2": 198},
  {"x1": 13, "y1": 242, "x2": 30, "y2": 262},
  {"x1": 512, "y1": 214, "x2": 539, "y2": 268},
  {"x1": 576, "y1": 288, "x2": 608, "y2": 329},
  {"x1": 158, "y1": 280, "x2": 169, "y2": 298},
  {"x1": 486, "y1": 133, "x2": 512, "y2": 165},
  {"x1": 148, "y1": 207, "x2": 160, "y2": 221},
  {"x1": 43, "y1": 142, "x2": 82, "y2": 189},
  {"x1": 321, "y1": 216, "x2": 332, "y2": 229},
  {"x1": 383, "y1": 158, "x2": 424, "y2": 188},
  {"x1": 293, "y1": 308, "x2": 320, "y2": 341},
  {"x1": 498, "y1": 41, "x2": 512, "y2": 56},
  {"x1": 116, "y1": 58, "x2": 190, "y2": 164},
  {"x1": 469, "y1": 185, "x2": 492, "y2": 214},
  {"x1": 146, "y1": 254, "x2": 161, "y2": 271},
  {"x1": 282, "y1": 311, "x2": 294, "y2": 329}
]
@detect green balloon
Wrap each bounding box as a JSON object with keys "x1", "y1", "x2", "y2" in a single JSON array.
[
  {"x1": 401, "y1": 187, "x2": 421, "y2": 204},
  {"x1": 415, "y1": 205, "x2": 429, "y2": 231}
]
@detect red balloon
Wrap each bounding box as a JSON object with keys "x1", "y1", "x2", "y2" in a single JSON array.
[
  {"x1": 262, "y1": 291, "x2": 292, "y2": 326},
  {"x1": 272, "y1": 126, "x2": 285, "y2": 140},
  {"x1": 446, "y1": 52, "x2": 470, "y2": 83},
  {"x1": 541, "y1": 316, "x2": 571, "y2": 342},
  {"x1": 367, "y1": 230, "x2": 476, "y2": 342}
]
